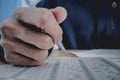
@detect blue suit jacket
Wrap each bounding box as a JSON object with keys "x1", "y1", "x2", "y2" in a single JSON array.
[{"x1": 36, "y1": 0, "x2": 120, "y2": 49}]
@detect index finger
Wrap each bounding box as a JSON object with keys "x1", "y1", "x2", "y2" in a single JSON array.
[{"x1": 11, "y1": 7, "x2": 63, "y2": 44}]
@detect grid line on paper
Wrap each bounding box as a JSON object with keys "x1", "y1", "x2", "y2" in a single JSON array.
[
  {"x1": 101, "y1": 58, "x2": 120, "y2": 73},
  {"x1": 49, "y1": 59, "x2": 60, "y2": 80},
  {"x1": 78, "y1": 59, "x2": 96, "y2": 80},
  {"x1": 10, "y1": 67, "x2": 30, "y2": 79}
]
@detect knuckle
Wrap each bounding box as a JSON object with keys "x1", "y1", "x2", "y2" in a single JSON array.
[
  {"x1": 0, "y1": 20, "x2": 10, "y2": 32},
  {"x1": 39, "y1": 9, "x2": 51, "y2": 26},
  {"x1": 4, "y1": 53, "x2": 14, "y2": 63},
  {"x1": 57, "y1": 26, "x2": 63, "y2": 37},
  {"x1": 1, "y1": 39, "x2": 14, "y2": 50},
  {"x1": 43, "y1": 36, "x2": 53, "y2": 49},
  {"x1": 44, "y1": 36, "x2": 52, "y2": 43},
  {"x1": 59, "y1": 28, "x2": 63, "y2": 37},
  {"x1": 12, "y1": 8, "x2": 24, "y2": 19},
  {"x1": 0, "y1": 19, "x2": 16, "y2": 36},
  {"x1": 1, "y1": 39, "x2": 8, "y2": 48}
]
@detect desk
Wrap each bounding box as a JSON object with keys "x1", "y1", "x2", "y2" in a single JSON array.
[
  {"x1": 0, "y1": 50, "x2": 77, "y2": 65},
  {"x1": 50, "y1": 50, "x2": 77, "y2": 57}
]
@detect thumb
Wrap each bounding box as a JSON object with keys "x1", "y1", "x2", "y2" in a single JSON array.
[{"x1": 50, "y1": 7, "x2": 67, "y2": 24}]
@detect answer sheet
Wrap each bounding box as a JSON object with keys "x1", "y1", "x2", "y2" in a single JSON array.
[
  {"x1": 0, "y1": 57, "x2": 120, "y2": 80},
  {"x1": 71, "y1": 49, "x2": 120, "y2": 58}
]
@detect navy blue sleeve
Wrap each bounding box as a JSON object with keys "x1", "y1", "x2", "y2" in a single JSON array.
[
  {"x1": 0, "y1": 36, "x2": 4, "y2": 61},
  {"x1": 0, "y1": 45, "x2": 4, "y2": 61},
  {"x1": 36, "y1": 0, "x2": 55, "y2": 8}
]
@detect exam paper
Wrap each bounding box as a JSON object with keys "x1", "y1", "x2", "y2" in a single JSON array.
[
  {"x1": 0, "y1": 57, "x2": 120, "y2": 80},
  {"x1": 71, "y1": 49, "x2": 120, "y2": 58}
]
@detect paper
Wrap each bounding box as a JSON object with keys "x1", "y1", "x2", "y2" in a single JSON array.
[
  {"x1": 71, "y1": 49, "x2": 120, "y2": 58},
  {"x1": 0, "y1": 57, "x2": 120, "y2": 80}
]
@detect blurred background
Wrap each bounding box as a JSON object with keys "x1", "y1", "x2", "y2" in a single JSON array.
[{"x1": 0, "y1": 0, "x2": 42, "y2": 23}]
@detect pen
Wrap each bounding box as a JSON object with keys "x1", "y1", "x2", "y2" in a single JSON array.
[{"x1": 24, "y1": 0, "x2": 68, "y2": 54}]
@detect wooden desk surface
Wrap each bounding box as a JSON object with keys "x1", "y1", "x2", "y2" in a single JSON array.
[
  {"x1": 50, "y1": 50, "x2": 77, "y2": 57},
  {"x1": 0, "y1": 50, "x2": 77, "y2": 65}
]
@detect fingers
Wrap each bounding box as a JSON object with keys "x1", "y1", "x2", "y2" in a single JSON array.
[
  {"x1": 50, "y1": 7, "x2": 67, "y2": 23},
  {"x1": 4, "y1": 51, "x2": 44, "y2": 66},
  {"x1": 1, "y1": 19, "x2": 54, "y2": 49},
  {"x1": 1, "y1": 36, "x2": 48, "y2": 61},
  {"x1": 11, "y1": 7, "x2": 63, "y2": 44}
]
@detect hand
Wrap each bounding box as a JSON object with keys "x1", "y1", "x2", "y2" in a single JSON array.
[{"x1": 0, "y1": 7, "x2": 67, "y2": 66}]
